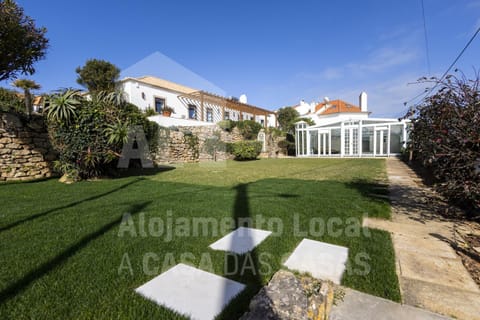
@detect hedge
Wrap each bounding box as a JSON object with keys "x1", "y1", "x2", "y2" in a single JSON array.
[{"x1": 228, "y1": 141, "x2": 262, "y2": 160}]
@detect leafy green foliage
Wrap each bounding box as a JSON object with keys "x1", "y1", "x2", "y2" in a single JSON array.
[
  {"x1": 183, "y1": 131, "x2": 199, "y2": 159},
  {"x1": 228, "y1": 140, "x2": 262, "y2": 160},
  {"x1": 236, "y1": 120, "x2": 262, "y2": 140},
  {"x1": 267, "y1": 126, "x2": 285, "y2": 138},
  {"x1": 409, "y1": 73, "x2": 480, "y2": 218},
  {"x1": 0, "y1": 0, "x2": 49, "y2": 81},
  {"x1": 144, "y1": 107, "x2": 157, "y2": 117},
  {"x1": 0, "y1": 87, "x2": 23, "y2": 112},
  {"x1": 104, "y1": 119, "x2": 130, "y2": 145},
  {"x1": 48, "y1": 89, "x2": 159, "y2": 180},
  {"x1": 45, "y1": 89, "x2": 83, "y2": 123},
  {"x1": 217, "y1": 119, "x2": 237, "y2": 132},
  {"x1": 277, "y1": 106, "x2": 300, "y2": 132},
  {"x1": 203, "y1": 130, "x2": 226, "y2": 160},
  {"x1": 75, "y1": 59, "x2": 120, "y2": 92},
  {"x1": 297, "y1": 117, "x2": 316, "y2": 126},
  {"x1": 277, "y1": 133, "x2": 296, "y2": 156}
]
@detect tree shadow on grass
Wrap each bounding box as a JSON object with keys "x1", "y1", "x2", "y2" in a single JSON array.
[
  {"x1": 0, "y1": 178, "x2": 143, "y2": 233},
  {"x1": 216, "y1": 183, "x2": 264, "y2": 320},
  {"x1": 345, "y1": 179, "x2": 390, "y2": 204},
  {"x1": 0, "y1": 201, "x2": 151, "y2": 305}
]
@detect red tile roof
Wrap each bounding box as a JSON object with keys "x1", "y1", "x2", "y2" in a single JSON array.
[{"x1": 315, "y1": 99, "x2": 362, "y2": 115}]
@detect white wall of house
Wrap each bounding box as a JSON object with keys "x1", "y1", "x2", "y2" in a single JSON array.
[
  {"x1": 147, "y1": 115, "x2": 216, "y2": 127},
  {"x1": 122, "y1": 79, "x2": 189, "y2": 119},
  {"x1": 121, "y1": 78, "x2": 277, "y2": 127},
  {"x1": 310, "y1": 112, "x2": 369, "y2": 126}
]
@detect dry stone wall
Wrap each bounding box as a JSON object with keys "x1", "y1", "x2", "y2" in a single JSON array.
[
  {"x1": 153, "y1": 125, "x2": 287, "y2": 164},
  {"x1": 0, "y1": 112, "x2": 56, "y2": 182}
]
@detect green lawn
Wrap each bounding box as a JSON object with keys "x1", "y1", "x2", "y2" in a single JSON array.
[{"x1": 0, "y1": 158, "x2": 400, "y2": 319}]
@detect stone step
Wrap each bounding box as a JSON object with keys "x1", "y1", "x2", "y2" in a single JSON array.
[
  {"x1": 329, "y1": 287, "x2": 452, "y2": 320},
  {"x1": 400, "y1": 277, "x2": 480, "y2": 320}
]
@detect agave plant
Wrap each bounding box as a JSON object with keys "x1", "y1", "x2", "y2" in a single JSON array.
[
  {"x1": 93, "y1": 90, "x2": 126, "y2": 108},
  {"x1": 45, "y1": 89, "x2": 82, "y2": 123},
  {"x1": 104, "y1": 118, "x2": 130, "y2": 145}
]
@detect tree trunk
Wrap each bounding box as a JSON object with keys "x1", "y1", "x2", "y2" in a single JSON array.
[{"x1": 24, "y1": 89, "x2": 31, "y2": 115}]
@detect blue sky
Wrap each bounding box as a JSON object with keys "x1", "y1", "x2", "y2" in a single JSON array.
[{"x1": 3, "y1": 0, "x2": 480, "y2": 116}]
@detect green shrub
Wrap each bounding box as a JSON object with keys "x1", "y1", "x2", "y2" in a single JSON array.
[
  {"x1": 203, "y1": 131, "x2": 226, "y2": 161},
  {"x1": 48, "y1": 90, "x2": 159, "y2": 180},
  {"x1": 144, "y1": 107, "x2": 157, "y2": 117},
  {"x1": 228, "y1": 141, "x2": 262, "y2": 160},
  {"x1": 278, "y1": 139, "x2": 295, "y2": 155},
  {"x1": 277, "y1": 133, "x2": 296, "y2": 156},
  {"x1": 409, "y1": 73, "x2": 480, "y2": 218},
  {"x1": 183, "y1": 131, "x2": 199, "y2": 159},
  {"x1": 267, "y1": 126, "x2": 285, "y2": 137},
  {"x1": 217, "y1": 119, "x2": 237, "y2": 132},
  {"x1": 236, "y1": 120, "x2": 262, "y2": 140},
  {"x1": 0, "y1": 88, "x2": 23, "y2": 112}
]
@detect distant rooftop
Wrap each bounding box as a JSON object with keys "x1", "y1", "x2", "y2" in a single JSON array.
[{"x1": 315, "y1": 99, "x2": 363, "y2": 115}]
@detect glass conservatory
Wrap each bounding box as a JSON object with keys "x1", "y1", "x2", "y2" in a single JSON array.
[{"x1": 295, "y1": 119, "x2": 410, "y2": 157}]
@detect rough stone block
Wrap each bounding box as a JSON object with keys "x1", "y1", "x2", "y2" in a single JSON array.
[
  {"x1": 12, "y1": 149, "x2": 31, "y2": 156},
  {"x1": 5, "y1": 143, "x2": 21, "y2": 149},
  {"x1": 240, "y1": 270, "x2": 333, "y2": 320}
]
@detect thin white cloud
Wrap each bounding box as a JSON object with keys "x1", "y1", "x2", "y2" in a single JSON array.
[
  {"x1": 300, "y1": 74, "x2": 429, "y2": 118},
  {"x1": 320, "y1": 67, "x2": 343, "y2": 80},
  {"x1": 347, "y1": 47, "x2": 419, "y2": 74},
  {"x1": 309, "y1": 45, "x2": 419, "y2": 81},
  {"x1": 467, "y1": 0, "x2": 480, "y2": 8},
  {"x1": 313, "y1": 25, "x2": 422, "y2": 80},
  {"x1": 378, "y1": 26, "x2": 412, "y2": 42}
]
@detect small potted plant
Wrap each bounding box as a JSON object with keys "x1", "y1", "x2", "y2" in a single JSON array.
[{"x1": 161, "y1": 106, "x2": 175, "y2": 117}]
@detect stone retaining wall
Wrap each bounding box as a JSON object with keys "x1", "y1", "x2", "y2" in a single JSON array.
[
  {"x1": 0, "y1": 112, "x2": 56, "y2": 182},
  {"x1": 153, "y1": 125, "x2": 287, "y2": 164},
  {"x1": 154, "y1": 125, "x2": 242, "y2": 164}
]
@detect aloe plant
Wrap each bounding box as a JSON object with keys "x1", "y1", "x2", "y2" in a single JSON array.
[{"x1": 45, "y1": 89, "x2": 82, "y2": 123}]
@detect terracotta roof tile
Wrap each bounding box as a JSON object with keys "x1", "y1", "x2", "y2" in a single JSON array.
[{"x1": 315, "y1": 99, "x2": 362, "y2": 115}]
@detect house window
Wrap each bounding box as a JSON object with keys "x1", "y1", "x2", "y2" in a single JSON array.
[
  {"x1": 141, "y1": 92, "x2": 146, "y2": 100},
  {"x1": 206, "y1": 108, "x2": 213, "y2": 122},
  {"x1": 260, "y1": 119, "x2": 264, "y2": 125},
  {"x1": 188, "y1": 104, "x2": 196, "y2": 119},
  {"x1": 154, "y1": 97, "x2": 165, "y2": 113},
  {"x1": 224, "y1": 111, "x2": 230, "y2": 120}
]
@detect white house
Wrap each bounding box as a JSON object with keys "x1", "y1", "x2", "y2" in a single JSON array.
[
  {"x1": 120, "y1": 76, "x2": 277, "y2": 128},
  {"x1": 294, "y1": 92, "x2": 410, "y2": 157}
]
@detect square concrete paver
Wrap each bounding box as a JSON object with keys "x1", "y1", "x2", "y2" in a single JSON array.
[
  {"x1": 283, "y1": 239, "x2": 348, "y2": 284},
  {"x1": 135, "y1": 264, "x2": 246, "y2": 320},
  {"x1": 209, "y1": 227, "x2": 272, "y2": 254}
]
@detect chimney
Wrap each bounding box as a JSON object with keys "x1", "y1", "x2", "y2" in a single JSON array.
[
  {"x1": 239, "y1": 94, "x2": 247, "y2": 104},
  {"x1": 359, "y1": 92, "x2": 367, "y2": 112}
]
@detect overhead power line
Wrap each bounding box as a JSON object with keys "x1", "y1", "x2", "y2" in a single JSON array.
[
  {"x1": 421, "y1": 0, "x2": 431, "y2": 75},
  {"x1": 404, "y1": 24, "x2": 480, "y2": 108}
]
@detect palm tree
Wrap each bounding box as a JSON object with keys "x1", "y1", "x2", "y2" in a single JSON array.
[{"x1": 13, "y1": 79, "x2": 41, "y2": 115}]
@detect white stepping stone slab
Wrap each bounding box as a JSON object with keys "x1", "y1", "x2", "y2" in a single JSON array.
[
  {"x1": 209, "y1": 226, "x2": 272, "y2": 254},
  {"x1": 135, "y1": 264, "x2": 245, "y2": 320},
  {"x1": 283, "y1": 238, "x2": 349, "y2": 284}
]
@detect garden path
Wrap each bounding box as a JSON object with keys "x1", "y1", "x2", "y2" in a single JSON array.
[{"x1": 364, "y1": 158, "x2": 480, "y2": 320}]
